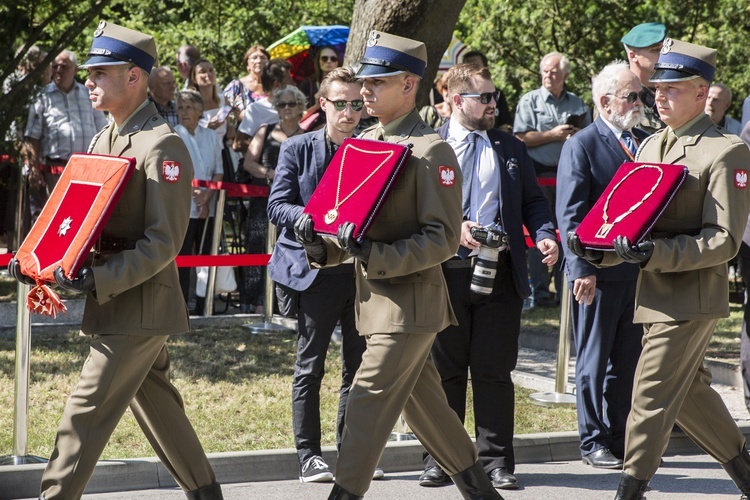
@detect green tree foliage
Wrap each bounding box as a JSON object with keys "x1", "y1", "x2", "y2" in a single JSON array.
[{"x1": 455, "y1": 0, "x2": 750, "y2": 118}]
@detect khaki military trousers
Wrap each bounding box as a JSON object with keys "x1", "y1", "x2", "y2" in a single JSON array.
[
  {"x1": 40, "y1": 334, "x2": 216, "y2": 499},
  {"x1": 624, "y1": 319, "x2": 746, "y2": 479},
  {"x1": 334, "y1": 332, "x2": 478, "y2": 496}
]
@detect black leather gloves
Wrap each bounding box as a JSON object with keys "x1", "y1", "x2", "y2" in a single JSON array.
[
  {"x1": 294, "y1": 213, "x2": 327, "y2": 263},
  {"x1": 566, "y1": 232, "x2": 603, "y2": 264},
  {"x1": 614, "y1": 235, "x2": 654, "y2": 264},
  {"x1": 337, "y1": 222, "x2": 371, "y2": 264},
  {"x1": 54, "y1": 266, "x2": 96, "y2": 293},
  {"x1": 8, "y1": 257, "x2": 36, "y2": 285}
]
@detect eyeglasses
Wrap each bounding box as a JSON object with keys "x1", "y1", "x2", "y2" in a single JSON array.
[
  {"x1": 458, "y1": 91, "x2": 500, "y2": 105},
  {"x1": 276, "y1": 101, "x2": 299, "y2": 109},
  {"x1": 324, "y1": 98, "x2": 364, "y2": 112},
  {"x1": 320, "y1": 55, "x2": 339, "y2": 63},
  {"x1": 607, "y1": 92, "x2": 641, "y2": 104}
]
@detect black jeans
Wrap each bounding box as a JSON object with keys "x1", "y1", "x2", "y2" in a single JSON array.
[{"x1": 292, "y1": 266, "x2": 365, "y2": 466}]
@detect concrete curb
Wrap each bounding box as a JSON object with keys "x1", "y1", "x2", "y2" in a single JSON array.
[{"x1": 5, "y1": 425, "x2": 750, "y2": 498}]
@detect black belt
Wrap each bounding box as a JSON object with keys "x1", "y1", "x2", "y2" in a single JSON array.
[
  {"x1": 98, "y1": 234, "x2": 138, "y2": 253},
  {"x1": 442, "y1": 257, "x2": 476, "y2": 269}
]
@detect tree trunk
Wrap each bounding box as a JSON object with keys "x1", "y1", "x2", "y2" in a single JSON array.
[{"x1": 346, "y1": 0, "x2": 467, "y2": 107}]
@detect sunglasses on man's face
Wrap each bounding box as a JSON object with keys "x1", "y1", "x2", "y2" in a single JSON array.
[
  {"x1": 276, "y1": 101, "x2": 299, "y2": 109},
  {"x1": 459, "y1": 91, "x2": 500, "y2": 105},
  {"x1": 320, "y1": 55, "x2": 339, "y2": 63},
  {"x1": 325, "y1": 98, "x2": 364, "y2": 112},
  {"x1": 607, "y1": 91, "x2": 641, "y2": 104}
]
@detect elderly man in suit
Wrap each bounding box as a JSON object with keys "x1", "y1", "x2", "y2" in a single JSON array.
[
  {"x1": 10, "y1": 22, "x2": 222, "y2": 500},
  {"x1": 267, "y1": 67, "x2": 371, "y2": 483},
  {"x1": 294, "y1": 31, "x2": 503, "y2": 500},
  {"x1": 569, "y1": 39, "x2": 750, "y2": 499},
  {"x1": 557, "y1": 61, "x2": 648, "y2": 470},
  {"x1": 416, "y1": 63, "x2": 558, "y2": 491}
]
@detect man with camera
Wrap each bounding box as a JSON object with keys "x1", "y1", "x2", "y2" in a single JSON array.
[{"x1": 418, "y1": 63, "x2": 558, "y2": 491}]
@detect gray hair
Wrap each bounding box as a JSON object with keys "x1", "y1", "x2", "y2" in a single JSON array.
[
  {"x1": 57, "y1": 49, "x2": 77, "y2": 66},
  {"x1": 540, "y1": 51, "x2": 570, "y2": 74},
  {"x1": 175, "y1": 89, "x2": 204, "y2": 111},
  {"x1": 592, "y1": 60, "x2": 632, "y2": 112},
  {"x1": 711, "y1": 83, "x2": 733, "y2": 103},
  {"x1": 272, "y1": 85, "x2": 307, "y2": 108}
]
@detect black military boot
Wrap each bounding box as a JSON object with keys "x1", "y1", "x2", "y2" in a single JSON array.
[
  {"x1": 614, "y1": 472, "x2": 649, "y2": 499},
  {"x1": 721, "y1": 449, "x2": 750, "y2": 499},
  {"x1": 186, "y1": 482, "x2": 223, "y2": 500},
  {"x1": 450, "y1": 461, "x2": 504, "y2": 499},
  {"x1": 327, "y1": 482, "x2": 363, "y2": 499}
]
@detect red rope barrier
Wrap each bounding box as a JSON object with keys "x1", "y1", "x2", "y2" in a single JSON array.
[
  {"x1": 192, "y1": 179, "x2": 269, "y2": 198},
  {"x1": 0, "y1": 253, "x2": 11, "y2": 267},
  {"x1": 176, "y1": 254, "x2": 270, "y2": 267}
]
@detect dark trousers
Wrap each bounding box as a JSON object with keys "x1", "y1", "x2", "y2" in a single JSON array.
[
  {"x1": 739, "y1": 253, "x2": 750, "y2": 413},
  {"x1": 292, "y1": 266, "x2": 365, "y2": 466},
  {"x1": 178, "y1": 217, "x2": 214, "y2": 304},
  {"x1": 569, "y1": 279, "x2": 642, "y2": 457},
  {"x1": 425, "y1": 256, "x2": 523, "y2": 473},
  {"x1": 528, "y1": 173, "x2": 561, "y2": 302}
]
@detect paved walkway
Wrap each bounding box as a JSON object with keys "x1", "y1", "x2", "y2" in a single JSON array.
[{"x1": 21, "y1": 454, "x2": 744, "y2": 499}]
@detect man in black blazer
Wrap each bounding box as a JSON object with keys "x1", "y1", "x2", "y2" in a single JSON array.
[
  {"x1": 556, "y1": 61, "x2": 649, "y2": 469},
  {"x1": 266, "y1": 67, "x2": 369, "y2": 483},
  {"x1": 419, "y1": 63, "x2": 558, "y2": 491}
]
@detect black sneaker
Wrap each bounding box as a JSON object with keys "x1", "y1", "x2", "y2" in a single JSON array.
[{"x1": 299, "y1": 455, "x2": 334, "y2": 483}]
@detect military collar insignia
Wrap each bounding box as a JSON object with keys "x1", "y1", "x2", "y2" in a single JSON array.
[
  {"x1": 661, "y1": 38, "x2": 673, "y2": 54},
  {"x1": 367, "y1": 31, "x2": 380, "y2": 47},
  {"x1": 94, "y1": 21, "x2": 107, "y2": 38}
]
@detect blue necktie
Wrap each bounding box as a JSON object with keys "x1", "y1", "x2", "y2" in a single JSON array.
[
  {"x1": 460, "y1": 133, "x2": 477, "y2": 218},
  {"x1": 621, "y1": 130, "x2": 637, "y2": 156}
]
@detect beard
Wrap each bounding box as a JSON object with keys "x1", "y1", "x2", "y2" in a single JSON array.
[
  {"x1": 611, "y1": 106, "x2": 645, "y2": 131},
  {"x1": 463, "y1": 110, "x2": 496, "y2": 131}
]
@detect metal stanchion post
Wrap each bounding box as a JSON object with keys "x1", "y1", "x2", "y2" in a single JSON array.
[
  {"x1": 248, "y1": 219, "x2": 293, "y2": 334},
  {"x1": 389, "y1": 414, "x2": 417, "y2": 441},
  {"x1": 529, "y1": 276, "x2": 576, "y2": 407},
  {"x1": 203, "y1": 189, "x2": 227, "y2": 317},
  {"x1": 1, "y1": 166, "x2": 46, "y2": 465}
]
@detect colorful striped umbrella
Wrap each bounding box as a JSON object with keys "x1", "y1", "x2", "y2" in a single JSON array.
[{"x1": 268, "y1": 25, "x2": 350, "y2": 83}]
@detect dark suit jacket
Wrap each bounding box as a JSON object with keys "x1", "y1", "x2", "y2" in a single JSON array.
[
  {"x1": 437, "y1": 121, "x2": 556, "y2": 299},
  {"x1": 556, "y1": 116, "x2": 648, "y2": 282},
  {"x1": 267, "y1": 128, "x2": 328, "y2": 291}
]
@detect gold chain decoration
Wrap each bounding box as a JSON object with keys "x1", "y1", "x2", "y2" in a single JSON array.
[
  {"x1": 595, "y1": 164, "x2": 664, "y2": 239},
  {"x1": 324, "y1": 144, "x2": 394, "y2": 224}
]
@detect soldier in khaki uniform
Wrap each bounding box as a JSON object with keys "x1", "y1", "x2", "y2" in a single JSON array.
[
  {"x1": 294, "y1": 31, "x2": 502, "y2": 500},
  {"x1": 10, "y1": 22, "x2": 223, "y2": 500},
  {"x1": 568, "y1": 39, "x2": 750, "y2": 499}
]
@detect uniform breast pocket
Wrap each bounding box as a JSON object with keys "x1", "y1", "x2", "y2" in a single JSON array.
[{"x1": 661, "y1": 170, "x2": 701, "y2": 221}]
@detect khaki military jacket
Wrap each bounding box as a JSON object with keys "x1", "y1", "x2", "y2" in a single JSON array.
[
  {"x1": 601, "y1": 113, "x2": 750, "y2": 322},
  {"x1": 82, "y1": 101, "x2": 193, "y2": 336},
  {"x1": 316, "y1": 109, "x2": 462, "y2": 335}
]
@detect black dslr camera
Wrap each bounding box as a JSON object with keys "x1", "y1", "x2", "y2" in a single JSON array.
[{"x1": 469, "y1": 224, "x2": 509, "y2": 295}]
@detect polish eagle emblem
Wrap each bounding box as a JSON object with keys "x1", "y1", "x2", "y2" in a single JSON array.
[
  {"x1": 162, "y1": 161, "x2": 181, "y2": 183},
  {"x1": 735, "y1": 169, "x2": 748, "y2": 189},
  {"x1": 439, "y1": 166, "x2": 456, "y2": 187}
]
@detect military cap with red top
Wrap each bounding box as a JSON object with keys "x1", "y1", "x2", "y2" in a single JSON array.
[
  {"x1": 650, "y1": 38, "x2": 717, "y2": 83},
  {"x1": 80, "y1": 21, "x2": 157, "y2": 74},
  {"x1": 356, "y1": 30, "x2": 427, "y2": 79}
]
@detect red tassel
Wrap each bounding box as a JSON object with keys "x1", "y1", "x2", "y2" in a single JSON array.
[{"x1": 26, "y1": 282, "x2": 67, "y2": 318}]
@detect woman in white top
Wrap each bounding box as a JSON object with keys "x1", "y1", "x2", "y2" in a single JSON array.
[
  {"x1": 188, "y1": 59, "x2": 227, "y2": 147},
  {"x1": 175, "y1": 89, "x2": 224, "y2": 313}
]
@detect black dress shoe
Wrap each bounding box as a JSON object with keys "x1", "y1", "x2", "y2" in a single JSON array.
[
  {"x1": 418, "y1": 465, "x2": 451, "y2": 487},
  {"x1": 582, "y1": 448, "x2": 624, "y2": 469},
  {"x1": 488, "y1": 468, "x2": 519, "y2": 490}
]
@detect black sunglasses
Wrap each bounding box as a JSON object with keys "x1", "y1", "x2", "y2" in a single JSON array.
[
  {"x1": 325, "y1": 98, "x2": 364, "y2": 112},
  {"x1": 276, "y1": 101, "x2": 299, "y2": 109},
  {"x1": 459, "y1": 91, "x2": 500, "y2": 105},
  {"x1": 320, "y1": 55, "x2": 339, "y2": 63},
  {"x1": 607, "y1": 92, "x2": 641, "y2": 104}
]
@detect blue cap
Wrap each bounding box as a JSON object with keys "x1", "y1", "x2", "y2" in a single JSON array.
[
  {"x1": 356, "y1": 31, "x2": 427, "y2": 79},
  {"x1": 621, "y1": 22, "x2": 667, "y2": 48},
  {"x1": 650, "y1": 38, "x2": 717, "y2": 83},
  {"x1": 81, "y1": 21, "x2": 157, "y2": 73}
]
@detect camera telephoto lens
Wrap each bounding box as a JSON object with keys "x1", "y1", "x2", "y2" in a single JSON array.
[{"x1": 470, "y1": 246, "x2": 500, "y2": 295}]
